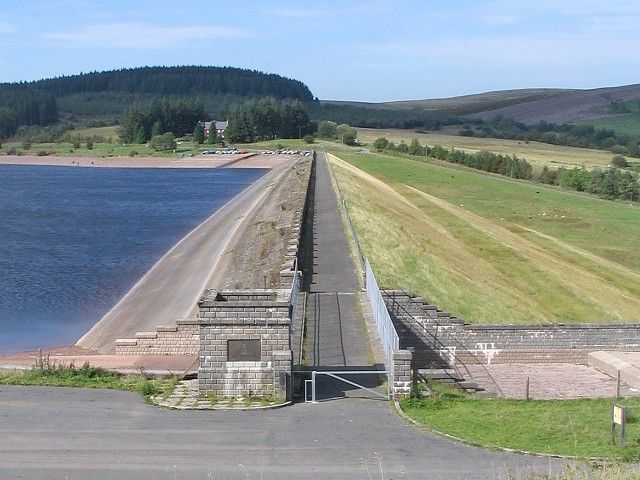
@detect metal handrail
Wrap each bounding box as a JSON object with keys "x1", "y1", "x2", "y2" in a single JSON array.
[
  {"x1": 384, "y1": 290, "x2": 504, "y2": 396},
  {"x1": 365, "y1": 259, "x2": 400, "y2": 380}
]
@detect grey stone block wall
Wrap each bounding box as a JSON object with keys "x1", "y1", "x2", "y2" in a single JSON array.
[
  {"x1": 197, "y1": 289, "x2": 293, "y2": 398},
  {"x1": 384, "y1": 291, "x2": 640, "y2": 367},
  {"x1": 446, "y1": 324, "x2": 640, "y2": 365},
  {"x1": 115, "y1": 321, "x2": 199, "y2": 355},
  {"x1": 392, "y1": 350, "x2": 412, "y2": 399}
]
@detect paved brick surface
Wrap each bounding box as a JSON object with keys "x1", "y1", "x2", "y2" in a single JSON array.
[
  {"x1": 0, "y1": 352, "x2": 197, "y2": 375},
  {"x1": 468, "y1": 363, "x2": 640, "y2": 399}
]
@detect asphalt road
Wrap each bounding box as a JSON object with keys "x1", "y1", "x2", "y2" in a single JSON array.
[
  {"x1": 305, "y1": 153, "x2": 370, "y2": 367},
  {"x1": 77, "y1": 164, "x2": 290, "y2": 353},
  {"x1": 0, "y1": 385, "x2": 560, "y2": 479}
]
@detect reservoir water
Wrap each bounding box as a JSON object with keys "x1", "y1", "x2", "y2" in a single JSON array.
[{"x1": 0, "y1": 164, "x2": 265, "y2": 353}]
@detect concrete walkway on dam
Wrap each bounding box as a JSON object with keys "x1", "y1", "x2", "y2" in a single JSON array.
[
  {"x1": 0, "y1": 385, "x2": 562, "y2": 480},
  {"x1": 304, "y1": 153, "x2": 370, "y2": 367},
  {"x1": 77, "y1": 162, "x2": 293, "y2": 353}
]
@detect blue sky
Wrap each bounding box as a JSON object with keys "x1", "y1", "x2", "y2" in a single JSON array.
[{"x1": 0, "y1": 0, "x2": 639, "y2": 102}]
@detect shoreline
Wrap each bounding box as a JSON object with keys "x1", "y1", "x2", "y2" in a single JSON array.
[
  {"x1": 0, "y1": 153, "x2": 295, "y2": 169},
  {"x1": 76, "y1": 155, "x2": 299, "y2": 353}
]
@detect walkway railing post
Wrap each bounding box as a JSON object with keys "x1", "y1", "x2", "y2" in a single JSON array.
[{"x1": 312, "y1": 370, "x2": 317, "y2": 403}]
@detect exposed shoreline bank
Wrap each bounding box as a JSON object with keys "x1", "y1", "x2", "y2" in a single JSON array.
[
  {"x1": 0, "y1": 153, "x2": 295, "y2": 169},
  {"x1": 76, "y1": 155, "x2": 299, "y2": 353}
]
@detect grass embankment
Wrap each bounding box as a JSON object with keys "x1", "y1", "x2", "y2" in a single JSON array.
[
  {"x1": 401, "y1": 383, "x2": 640, "y2": 461},
  {"x1": 0, "y1": 362, "x2": 179, "y2": 400},
  {"x1": 356, "y1": 127, "x2": 618, "y2": 172},
  {"x1": 327, "y1": 150, "x2": 640, "y2": 324}
]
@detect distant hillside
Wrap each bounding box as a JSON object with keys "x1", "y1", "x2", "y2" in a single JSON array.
[
  {"x1": 322, "y1": 88, "x2": 573, "y2": 116},
  {"x1": 0, "y1": 66, "x2": 315, "y2": 137},
  {"x1": 468, "y1": 84, "x2": 640, "y2": 125}
]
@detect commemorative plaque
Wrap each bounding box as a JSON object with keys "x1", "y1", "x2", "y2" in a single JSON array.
[{"x1": 227, "y1": 339, "x2": 261, "y2": 362}]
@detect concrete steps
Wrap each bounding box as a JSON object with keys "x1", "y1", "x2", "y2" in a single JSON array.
[
  {"x1": 382, "y1": 290, "x2": 484, "y2": 393},
  {"x1": 589, "y1": 351, "x2": 640, "y2": 389}
]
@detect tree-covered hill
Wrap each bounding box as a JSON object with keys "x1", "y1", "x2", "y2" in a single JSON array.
[
  {"x1": 0, "y1": 66, "x2": 315, "y2": 138},
  {"x1": 6, "y1": 66, "x2": 314, "y2": 101}
]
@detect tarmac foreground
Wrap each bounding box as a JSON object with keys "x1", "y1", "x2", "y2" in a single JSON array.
[{"x1": 0, "y1": 385, "x2": 561, "y2": 480}]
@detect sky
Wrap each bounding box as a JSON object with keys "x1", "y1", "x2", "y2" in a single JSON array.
[{"x1": 0, "y1": 0, "x2": 639, "y2": 102}]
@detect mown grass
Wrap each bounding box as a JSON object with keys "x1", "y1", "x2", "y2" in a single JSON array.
[
  {"x1": 1, "y1": 135, "x2": 328, "y2": 159},
  {"x1": 401, "y1": 382, "x2": 640, "y2": 461},
  {"x1": 0, "y1": 139, "x2": 205, "y2": 158},
  {"x1": 68, "y1": 125, "x2": 120, "y2": 139},
  {"x1": 0, "y1": 362, "x2": 179, "y2": 400},
  {"x1": 327, "y1": 150, "x2": 640, "y2": 323},
  {"x1": 356, "y1": 127, "x2": 619, "y2": 172}
]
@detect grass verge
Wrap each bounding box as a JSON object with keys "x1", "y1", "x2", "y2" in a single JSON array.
[
  {"x1": 400, "y1": 382, "x2": 640, "y2": 461},
  {"x1": 0, "y1": 362, "x2": 179, "y2": 401}
]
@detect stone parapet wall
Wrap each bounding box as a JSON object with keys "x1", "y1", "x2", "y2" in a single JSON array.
[
  {"x1": 115, "y1": 321, "x2": 199, "y2": 355},
  {"x1": 447, "y1": 324, "x2": 640, "y2": 365},
  {"x1": 384, "y1": 291, "x2": 640, "y2": 367},
  {"x1": 278, "y1": 157, "x2": 312, "y2": 288}
]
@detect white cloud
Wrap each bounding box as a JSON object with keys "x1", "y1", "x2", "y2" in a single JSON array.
[{"x1": 42, "y1": 22, "x2": 250, "y2": 49}]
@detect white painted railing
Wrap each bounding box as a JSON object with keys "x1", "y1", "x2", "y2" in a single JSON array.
[{"x1": 365, "y1": 258, "x2": 399, "y2": 379}]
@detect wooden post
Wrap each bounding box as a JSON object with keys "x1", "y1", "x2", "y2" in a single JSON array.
[
  {"x1": 612, "y1": 403, "x2": 616, "y2": 445},
  {"x1": 617, "y1": 370, "x2": 621, "y2": 399},
  {"x1": 525, "y1": 376, "x2": 530, "y2": 400}
]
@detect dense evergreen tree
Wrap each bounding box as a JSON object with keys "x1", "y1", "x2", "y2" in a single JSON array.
[
  {"x1": 119, "y1": 99, "x2": 204, "y2": 143},
  {"x1": 0, "y1": 88, "x2": 58, "y2": 139},
  {"x1": 225, "y1": 98, "x2": 311, "y2": 143},
  {"x1": 0, "y1": 66, "x2": 314, "y2": 102},
  {"x1": 193, "y1": 122, "x2": 205, "y2": 144}
]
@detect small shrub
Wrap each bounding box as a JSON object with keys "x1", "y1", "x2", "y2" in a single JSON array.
[
  {"x1": 303, "y1": 134, "x2": 315, "y2": 144},
  {"x1": 72, "y1": 140, "x2": 81, "y2": 149},
  {"x1": 21, "y1": 140, "x2": 31, "y2": 150},
  {"x1": 128, "y1": 150, "x2": 138, "y2": 157},
  {"x1": 612, "y1": 155, "x2": 628, "y2": 168},
  {"x1": 6, "y1": 146, "x2": 17, "y2": 155},
  {"x1": 137, "y1": 378, "x2": 159, "y2": 396},
  {"x1": 86, "y1": 140, "x2": 93, "y2": 150},
  {"x1": 36, "y1": 149, "x2": 49, "y2": 156}
]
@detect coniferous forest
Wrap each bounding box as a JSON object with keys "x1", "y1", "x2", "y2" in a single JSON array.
[{"x1": 0, "y1": 66, "x2": 315, "y2": 138}]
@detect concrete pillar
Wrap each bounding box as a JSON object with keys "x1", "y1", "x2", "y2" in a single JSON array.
[
  {"x1": 392, "y1": 350, "x2": 413, "y2": 399},
  {"x1": 273, "y1": 349, "x2": 293, "y2": 401}
]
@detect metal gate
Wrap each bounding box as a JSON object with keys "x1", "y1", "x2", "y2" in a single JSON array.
[{"x1": 303, "y1": 370, "x2": 389, "y2": 403}]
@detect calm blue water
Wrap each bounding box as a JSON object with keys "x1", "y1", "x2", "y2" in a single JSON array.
[{"x1": 0, "y1": 165, "x2": 265, "y2": 353}]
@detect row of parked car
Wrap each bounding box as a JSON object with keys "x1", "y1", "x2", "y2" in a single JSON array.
[
  {"x1": 200, "y1": 148, "x2": 249, "y2": 155},
  {"x1": 261, "y1": 149, "x2": 312, "y2": 156}
]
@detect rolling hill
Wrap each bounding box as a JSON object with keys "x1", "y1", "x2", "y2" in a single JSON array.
[
  {"x1": 324, "y1": 84, "x2": 640, "y2": 128},
  {"x1": 322, "y1": 88, "x2": 573, "y2": 116},
  {"x1": 469, "y1": 83, "x2": 640, "y2": 125}
]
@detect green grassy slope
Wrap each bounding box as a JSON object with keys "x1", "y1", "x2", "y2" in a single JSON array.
[{"x1": 328, "y1": 150, "x2": 640, "y2": 324}]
